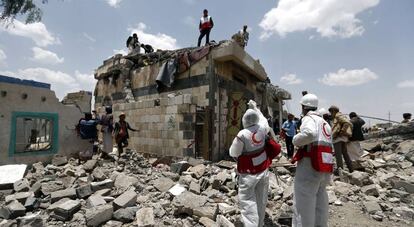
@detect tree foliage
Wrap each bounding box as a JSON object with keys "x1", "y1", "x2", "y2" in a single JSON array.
[{"x1": 0, "y1": 0, "x2": 48, "y2": 24}]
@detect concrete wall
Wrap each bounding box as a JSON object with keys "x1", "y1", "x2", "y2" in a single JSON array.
[{"x1": 0, "y1": 82, "x2": 91, "y2": 165}]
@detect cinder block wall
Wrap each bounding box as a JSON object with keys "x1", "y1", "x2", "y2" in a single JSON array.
[{"x1": 112, "y1": 86, "x2": 209, "y2": 158}]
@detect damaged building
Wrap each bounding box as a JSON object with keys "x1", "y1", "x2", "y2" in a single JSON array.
[
  {"x1": 0, "y1": 75, "x2": 92, "y2": 165},
  {"x1": 94, "y1": 40, "x2": 291, "y2": 161}
]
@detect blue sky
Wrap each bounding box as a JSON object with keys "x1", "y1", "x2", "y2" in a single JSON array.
[{"x1": 0, "y1": 0, "x2": 413, "y2": 124}]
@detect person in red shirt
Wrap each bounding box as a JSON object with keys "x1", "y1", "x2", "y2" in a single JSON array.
[
  {"x1": 114, "y1": 113, "x2": 138, "y2": 157},
  {"x1": 197, "y1": 9, "x2": 214, "y2": 47}
]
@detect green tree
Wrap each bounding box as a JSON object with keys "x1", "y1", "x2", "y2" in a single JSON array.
[{"x1": 0, "y1": 0, "x2": 48, "y2": 24}]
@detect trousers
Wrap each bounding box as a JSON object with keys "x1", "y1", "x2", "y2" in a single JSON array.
[
  {"x1": 198, "y1": 29, "x2": 211, "y2": 47},
  {"x1": 334, "y1": 141, "x2": 353, "y2": 172},
  {"x1": 293, "y1": 158, "x2": 331, "y2": 227},
  {"x1": 238, "y1": 169, "x2": 269, "y2": 227},
  {"x1": 102, "y1": 131, "x2": 113, "y2": 154},
  {"x1": 285, "y1": 136, "x2": 294, "y2": 158}
]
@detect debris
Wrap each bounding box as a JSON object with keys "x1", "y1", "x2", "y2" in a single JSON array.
[
  {"x1": 113, "y1": 207, "x2": 138, "y2": 223},
  {"x1": 135, "y1": 207, "x2": 155, "y2": 227},
  {"x1": 113, "y1": 190, "x2": 137, "y2": 210},
  {"x1": 168, "y1": 183, "x2": 186, "y2": 196},
  {"x1": 0, "y1": 164, "x2": 27, "y2": 189},
  {"x1": 52, "y1": 199, "x2": 81, "y2": 221},
  {"x1": 85, "y1": 204, "x2": 113, "y2": 227},
  {"x1": 52, "y1": 155, "x2": 68, "y2": 166}
]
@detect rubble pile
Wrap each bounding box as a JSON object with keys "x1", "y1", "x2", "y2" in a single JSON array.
[{"x1": 0, "y1": 126, "x2": 413, "y2": 226}]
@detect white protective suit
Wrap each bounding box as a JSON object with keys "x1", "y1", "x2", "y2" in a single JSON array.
[
  {"x1": 292, "y1": 111, "x2": 332, "y2": 227},
  {"x1": 229, "y1": 101, "x2": 270, "y2": 227}
]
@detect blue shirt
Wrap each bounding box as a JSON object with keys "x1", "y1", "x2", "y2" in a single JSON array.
[{"x1": 282, "y1": 120, "x2": 297, "y2": 137}]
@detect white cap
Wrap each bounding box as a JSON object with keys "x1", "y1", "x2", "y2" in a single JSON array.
[{"x1": 300, "y1": 94, "x2": 318, "y2": 108}]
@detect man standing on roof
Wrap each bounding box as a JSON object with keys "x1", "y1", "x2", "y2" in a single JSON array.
[
  {"x1": 198, "y1": 9, "x2": 214, "y2": 47},
  {"x1": 232, "y1": 25, "x2": 250, "y2": 49},
  {"x1": 126, "y1": 33, "x2": 140, "y2": 54},
  {"x1": 291, "y1": 94, "x2": 334, "y2": 227}
]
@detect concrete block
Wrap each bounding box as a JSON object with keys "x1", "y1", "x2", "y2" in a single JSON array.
[
  {"x1": 51, "y1": 188, "x2": 77, "y2": 203},
  {"x1": 24, "y1": 196, "x2": 40, "y2": 211},
  {"x1": 87, "y1": 195, "x2": 107, "y2": 208},
  {"x1": 53, "y1": 199, "x2": 81, "y2": 221},
  {"x1": 76, "y1": 184, "x2": 93, "y2": 199},
  {"x1": 175, "y1": 95, "x2": 184, "y2": 105},
  {"x1": 85, "y1": 204, "x2": 113, "y2": 227},
  {"x1": 7, "y1": 200, "x2": 26, "y2": 219},
  {"x1": 90, "y1": 179, "x2": 114, "y2": 192},
  {"x1": 13, "y1": 179, "x2": 30, "y2": 192},
  {"x1": 5, "y1": 191, "x2": 34, "y2": 204},
  {"x1": 113, "y1": 190, "x2": 137, "y2": 210},
  {"x1": 183, "y1": 94, "x2": 192, "y2": 104},
  {"x1": 30, "y1": 181, "x2": 42, "y2": 197}
]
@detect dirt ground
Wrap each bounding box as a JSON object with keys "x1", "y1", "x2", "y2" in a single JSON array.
[{"x1": 328, "y1": 202, "x2": 413, "y2": 227}]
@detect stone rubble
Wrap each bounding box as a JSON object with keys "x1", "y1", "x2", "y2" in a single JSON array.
[{"x1": 0, "y1": 124, "x2": 413, "y2": 226}]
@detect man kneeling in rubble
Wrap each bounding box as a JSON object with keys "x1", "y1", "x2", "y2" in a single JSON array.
[{"x1": 229, "y1": 100, "x2": 281, "y2": 227}]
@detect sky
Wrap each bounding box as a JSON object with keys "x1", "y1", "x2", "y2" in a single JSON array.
[{"x1": 0, "y1": 0, "x2": 413, "y2": 124}]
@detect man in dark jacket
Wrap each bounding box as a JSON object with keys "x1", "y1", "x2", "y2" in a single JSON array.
[
  {"x1": 198, "y1": 9, "x2": 214, "y2": 47},
  {"x1": 114, "y1": 113, "x2": 138, "y2": 157},
  {"x1": 347, "y1": 112, "x2": 365, "y2": 161}
]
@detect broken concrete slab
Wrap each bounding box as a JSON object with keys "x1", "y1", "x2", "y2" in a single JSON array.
[
  {"x1": 24, "y1": 196, "x2": 40, "y2": 211},
  {"x1": 193, "y1": 205, "x2": 218, "y2": 220},
  {"x1": 5, "y1": 191, "x2": 33, "y2": 204},
  {"x1": 364, "y1": 201, "x2": 382, "y2": 214},
  {"x1": 152, "y1": 177, "x2": 174, "y2": 192},
  {"x1": 391, "y1": 180, "x2": 414, "y2": 194},
  {"x1": 86, "y1": 195, "x2": 107, "y2": 208},
  {"x1": 189, "y1": 181, "x2": 201, "y2": 194},
  {"x1": 53, "y1": 199, "x2": 81, "y2": 221},
  {"x1": 216, "y1": 215, "x2": 235, "y2": 227},
  {"x1": 173, "y1": 191, "x2": 208, "y2": 216},
  {"x1": 187, "y1": 164, "x2": 206, "y2": 179},
  {"x1": 7, "y1": 200, "x2": 26, "y2": 219},
  {"x1": 135, "y1": 207, "x2": 155, "y2": 227},
  {"x1": 199, "y1": 217, "x2": 218, "y2": 227},
  {"x1": 41, "y1": 181, "x2": 65, "y2": 195},
  {"x1": 0, "y1": 164, "x2": 27, "y2": 189},
  {"x1": 361, "y1": 184, "x2": 380, "y2": 197},
  {"x1": 52, "y1": 155, "x2": 68, "y2": 166},
  {"x1": 114, "y1": 173, "x2": 138, "y2": 189},
  {"x1": 113, "y1": 190, "x2": 137, "y2": 210},
  {"x1": 76, "y1": 184, "x2": 93, "y2": 199},
  {"x1": 90, "y1": 179, "x2": 114, "y2": 192},
  {"x1": 113, "y1": 207, "x2": 138, "y2": 223},
  {"x1": 170, "y1": 161, "x2": 191, "y2": 175},
  {"x1": 83, "y1": 159, "x2": 98, "y2": 172},
  {"x1": 51, "y1": 188, "x2": 77, "y2": 203},
  {"x1": 168, "y1": 183, "x2": 186, "y2": 196},
  {"x1": 85, "y1": 204, "x2": 113, "y2": 227}
]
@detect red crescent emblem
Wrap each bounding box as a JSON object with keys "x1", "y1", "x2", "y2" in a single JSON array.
[
  {"x1": 252, "y1": 131, "x2": 263, "y2": 144},
  {"x1": 322, "y1": 123, "x2": 331, "y2": 139}
]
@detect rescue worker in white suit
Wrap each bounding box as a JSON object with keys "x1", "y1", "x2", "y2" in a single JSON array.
[
  {"x1": 291, "y1": 94, "x2": 334, "y2": 227},
  {"x1": 229, "y1": 100, "x2": 281, "y2": 227}
]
